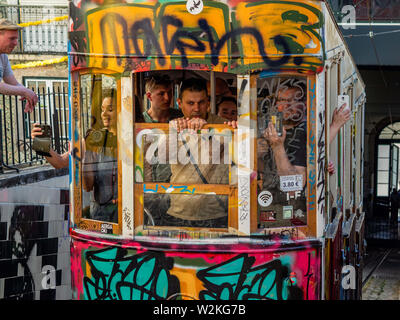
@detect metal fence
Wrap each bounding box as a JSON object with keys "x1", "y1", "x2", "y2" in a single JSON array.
[
  {"x1": 0, "y1": 87, "x2": 69, "y2": 173},
  {"x1": 0, "y1": 5, "x2": 68, "y2": 54},
  {"x1": 365, "y1": 216, "x2": 399, "y2": 242}
]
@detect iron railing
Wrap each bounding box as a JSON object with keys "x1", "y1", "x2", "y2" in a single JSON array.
[
  {"x1": 0, "y1": 87, "x2": 69, "y2": 173},
  {"x1": 365, "y1": 216, "x2": 399, "y2": 242},
  {"x1": 0, "y1": 5, "x2": 68, "y2": 54}
]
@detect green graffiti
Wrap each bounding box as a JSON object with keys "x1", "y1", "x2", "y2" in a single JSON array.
[
  {"x1": 197, "y1": 253, "x2": 302, "y2": 300},
  {"x1": 282, "y1": 10, "x2": 309, "y2": 23},
  {"x1": 276, "y1": 35, "x2": 305, "y2": 55},
  {"x1": 83, "y1": 247, "x2": 180, "y2": 300}
]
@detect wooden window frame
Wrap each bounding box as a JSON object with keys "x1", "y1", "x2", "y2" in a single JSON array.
[
  {"x1": 71, "y1": 69, "x2": 123, "y2": 235},
  {"x1": 133, "y1": 123, "x2": 238, "y2": 235}
]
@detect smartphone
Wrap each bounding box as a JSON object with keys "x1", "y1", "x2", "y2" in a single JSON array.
[
  {"x1": 39, "y1": 124, "x2": 52, "y2": 138},
  {"x1": 269, "y1": 112, "x2": 283, "y2": 136},
  {"x1": 338, "y1": 95, "x2": 350, "y2": 111},
  {"x1": 32, "y1": 124, "x2": 52, "y2": 157}
]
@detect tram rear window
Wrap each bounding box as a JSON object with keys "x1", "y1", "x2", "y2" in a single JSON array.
[{"x1": 256, "y1": 76, "x2": 307, "y2": 228}]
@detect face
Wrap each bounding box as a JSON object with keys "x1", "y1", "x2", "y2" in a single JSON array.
[
  {"x1": 178, "y1": 89, "x2": 209, "y2": 120},
  {"x1": 207, "y1": 78, "x2": 231, "y2": 102},
  {"x1": 0, "y1": 30, "x2": 18, "y2": 54},
  {"x1": 276, "y1": 87, "x2": 306, "y2": 125},
  {"x1": 217, "y1": 100, "x2": 237, "y2": 121},
  {"x1": 101, "y1": 97, "x2": 117, "y2": 129},
  {"x1": 147, "y1": 84, "x2": 172, "y2": 111}
]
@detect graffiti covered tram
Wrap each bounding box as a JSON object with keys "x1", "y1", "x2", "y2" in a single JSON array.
[{"x1": 68, "y1": 0, "x2": 366, "y2": 300}]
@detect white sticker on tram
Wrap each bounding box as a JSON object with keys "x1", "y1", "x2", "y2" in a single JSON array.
[
  {"x1": 280, "y1": 174, "x2": 303, "y2": 192},
  {"x1": 258, "y1": 190, "x2": 273, "y2": 207},
  {"x1": 186, "y1": 0, "x2": 203, "y2": 14}
]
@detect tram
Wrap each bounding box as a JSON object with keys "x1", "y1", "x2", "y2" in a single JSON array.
[{"x1": 68, "y1": 0, "x2": 366, "y2": 300}]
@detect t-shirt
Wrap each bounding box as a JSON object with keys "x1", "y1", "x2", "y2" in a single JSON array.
[
  {"x1": 0, "y1": 54, "x2": 12, "y2": 82},
  {"x1": 284, "y1": 121, "x2": 307, "y2": 167},
  {"x1": 142, "y1": 108, "x2": 183, "y2": 123},
  {"x1": 167, "y1": 113, "x2": 230, "y2": 221},
  {"x1": 83, "y1": 130, "x2": 118, "y2": 222}
]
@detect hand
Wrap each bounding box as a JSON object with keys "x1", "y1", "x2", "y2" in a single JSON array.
[
  {"x1": 224, "y1": 120, "x2": 238, "y2": 129},
  {"x1": 21, "y1": 88, "x2": 38, "y2": 113},
  {"x1": 187, "y1": 117, "x2": 207, "y2": 132},
  {"x1": 327, "y1": 160, "x2": 335, "y2": 175},
  {"x1": 31, "y1": 123, "x2": 42, "y2": 139},
  {"x1": 263, "y1": 122, "x2": 286, "y2": 150},
  {"x1": 170, "y1": 117, "x2": 189, "y2": 133},
  {"x1": 331, "y1": 103, "x2": 350, "y2": 129}
]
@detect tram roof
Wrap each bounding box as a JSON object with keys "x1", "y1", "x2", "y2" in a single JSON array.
[{"x1": 68, "y1": 0, "x2": 357, "y2": 77}]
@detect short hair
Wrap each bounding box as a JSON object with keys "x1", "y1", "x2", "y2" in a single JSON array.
[
  {"x1": 179, "y1": 78, "x2": 208, "y2": 99},
  {"x1": 277, "y1": 84, "x2": 306, "y2": 102},
  {"x1": 145, "y1": 74, "x2": 171, "y2": 93},
  {"x1": 102, "y1": 88, "x2": 116, "y2": 101},
  {"x1": 216, "y1": 96, "x2": 237, "y2": 114}
]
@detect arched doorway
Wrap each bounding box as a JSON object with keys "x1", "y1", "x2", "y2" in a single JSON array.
[{"x1": 371, "y1": 122, "x2": 400, "y2": 243}]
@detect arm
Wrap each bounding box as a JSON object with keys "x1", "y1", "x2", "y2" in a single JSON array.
[
  {"x1": 329, "y1": 104, "x2": 351, "y2": 144},
  {"x1": 1, "y1": 73, "x2": 38, "y2": 112},
  {"x1": 264, "y1": 122, "x2": 306, "y2": 187},
  {"x1": 46, "y1": 149, "x2": 69, "y2": 169}
]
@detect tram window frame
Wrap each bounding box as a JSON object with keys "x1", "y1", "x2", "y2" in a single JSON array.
[
  {"x1": 72, "y1": 70, "x2": 123, "y2": 235},
  {"x1": 252, "y1": 71, "x2": 317, "y2": 237},
  {"x1": 132, "y1": 70, "x2": 239, "y2": 235},
  {"x1": 256, "y1": 73, "x2": 309, "y2": 230}
]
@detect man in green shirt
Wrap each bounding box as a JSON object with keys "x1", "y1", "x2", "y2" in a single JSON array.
[{"x1": 143, "y1": 74, "x2": 182, "y2": 123}]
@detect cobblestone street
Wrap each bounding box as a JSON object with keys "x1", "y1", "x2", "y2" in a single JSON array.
[{"x1": 362, "y1": 248, "x2": 400, "y2": 300}]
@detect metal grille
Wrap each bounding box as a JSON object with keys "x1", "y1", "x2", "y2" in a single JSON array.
[{"x1": 0, "y1": 87, "x2": 69, "y2": 172}]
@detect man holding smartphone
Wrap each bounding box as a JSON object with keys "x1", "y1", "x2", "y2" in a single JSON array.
[
  {"x1": 260, "y1": 85, "x2": 307, "y2": 187},
  {"x1": 0, "y1": 19, "x2": 38, "y2": 112}
]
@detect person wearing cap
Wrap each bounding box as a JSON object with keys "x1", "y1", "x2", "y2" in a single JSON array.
[{"x1": 0, "y1": 19, "x2": 38, "y2": 112}]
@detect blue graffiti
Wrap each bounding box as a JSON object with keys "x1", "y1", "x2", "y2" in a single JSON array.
[{"x1": 144, "y1": 184, "x2": 196, "y2": 194}]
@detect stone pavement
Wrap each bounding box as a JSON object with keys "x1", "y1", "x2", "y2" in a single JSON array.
[{"x1": 362, "y1": 249, "x2": 400, "y2": 300}]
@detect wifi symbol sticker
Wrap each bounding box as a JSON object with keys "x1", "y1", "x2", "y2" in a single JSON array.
[{"x1": 258, "y1": 191, "x2": 273, "y2": 207}]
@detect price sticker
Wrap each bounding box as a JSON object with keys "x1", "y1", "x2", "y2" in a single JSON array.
[{"x1": 280, "y1": 175, "x2": 303, "y2": 192}]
